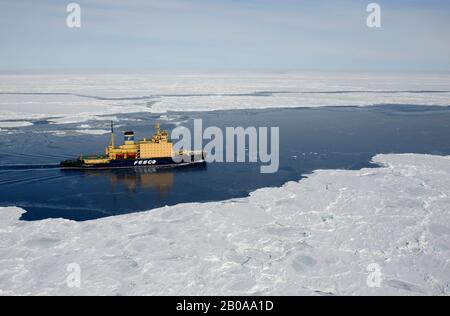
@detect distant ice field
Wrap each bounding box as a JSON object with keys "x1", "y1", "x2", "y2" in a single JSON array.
[{"x1": 1, "y1": 73, "x2": 450, "y2": 128}]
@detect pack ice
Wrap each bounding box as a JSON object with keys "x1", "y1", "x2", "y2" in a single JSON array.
[
  {"x1": 1, "y1": 73, "x2": 450, "y2": 128},
  {"x1": 0, "y1": 154, "x2": 449, "y2": 295}
]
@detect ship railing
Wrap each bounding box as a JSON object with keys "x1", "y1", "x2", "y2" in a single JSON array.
[
  {"x1": 80, "y1": 155, "x2": 108, "y2": 160},
  {"x1": 177, "y1": 150, "x2": 205, "y2": 155}
]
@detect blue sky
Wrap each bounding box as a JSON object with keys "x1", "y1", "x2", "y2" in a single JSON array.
[{"x1": 0, "y1": 0, "x2": 449, "y2": 72}]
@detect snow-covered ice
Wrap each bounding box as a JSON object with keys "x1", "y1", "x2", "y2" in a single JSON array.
[
  {"x1": 76, "y1": 129, "x2": 111, "y2": 135},
  {"x1": 1, "y1": 154, "x2": 449, "y2": 295},
  {"x1": 1, "y1": 73, "x2": 450, "y2": 127},
  {"x1": 1, "y1": 73, "x2": 449, "y2": 295},
  {"x1": 0, "y1": 121, "x2": 33, "y2": 128}
]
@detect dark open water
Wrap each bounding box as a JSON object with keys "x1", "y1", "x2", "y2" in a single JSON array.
[{"x1": 1, "y1": 105, "x2": 450, "y2": 221}]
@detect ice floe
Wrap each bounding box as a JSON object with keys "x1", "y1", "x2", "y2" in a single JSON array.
[
  {"x1": 76, "y1": 129, "x2": 111, "y2": 135},
  {"x1": 0, "y1": 121, "x2": 33, "y2": 128},
  {"x1": 0, "y1": 153, "x2": 449, "y2": 295}
]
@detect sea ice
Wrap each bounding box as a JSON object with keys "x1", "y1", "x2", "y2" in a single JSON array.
[
  {"x1": 1, "y1": 73, "x2": 449, "y2": 127},
  {"x1": 0, "y1": 153, "x2": 449, "y2": 295},
  {"x1": 0, "y1": 121, "x2": 33, "y2": 128},
  {"x1": 76, "y1": 129, "x2": 111, "y2": 135}
]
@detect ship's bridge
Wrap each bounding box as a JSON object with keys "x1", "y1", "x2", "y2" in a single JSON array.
[{"x1": 106, "y1": 123, "x2": 173, "y2": 160}]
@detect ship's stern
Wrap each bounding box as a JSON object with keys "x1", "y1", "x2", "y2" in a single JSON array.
[{"x1": 60, "y1": 159, "x2": 83, "y2": 168}]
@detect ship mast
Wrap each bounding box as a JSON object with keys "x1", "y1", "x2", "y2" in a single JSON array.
[{"x1": 110, "y1": 120, "x2": 115, "y2": 147}]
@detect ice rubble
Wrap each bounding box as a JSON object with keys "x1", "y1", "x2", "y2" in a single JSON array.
[
  {"x1": 0, "y1": 153, "x2": 449, "y2": 295},
  {"x1": 1, "y1": 73, "x2": 450, "y2": 126}
]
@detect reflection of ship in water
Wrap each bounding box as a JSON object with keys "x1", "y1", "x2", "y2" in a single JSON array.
[
  {"x1": 84, "y1": 164, "x2": 206, "y2": 198},
  {"x1": 114, "y1": 168, "x2": 174, "y2": 197}
]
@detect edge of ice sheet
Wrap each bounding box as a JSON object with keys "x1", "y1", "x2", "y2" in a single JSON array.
[{"x1": 1, "y1": 153, "x2": 450, "y2": 295}]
